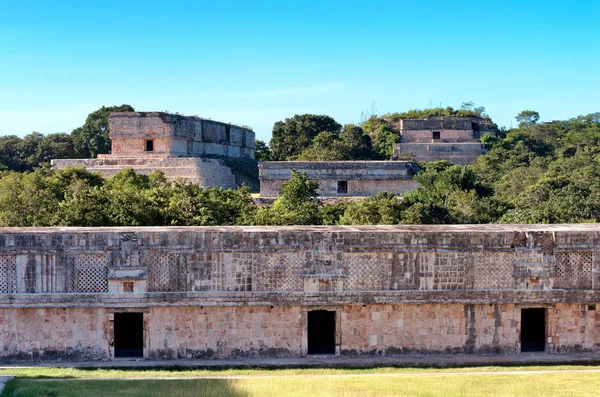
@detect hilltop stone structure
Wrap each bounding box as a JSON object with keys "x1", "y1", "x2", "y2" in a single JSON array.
[
  {"x1": 52, "y1": 112, "x2": 255, "y2": 189},
  {"x1": 259, "y1": 161, "x2": 418, "y2": 198},
  {"x1": 392, "y1": 117, "x2": 496, "y2": 165},
  {"x1": 1, "y1": 224, "x2": 600, "y2": 361}
]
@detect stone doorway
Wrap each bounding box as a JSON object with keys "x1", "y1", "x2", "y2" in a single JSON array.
[
  {"x1": 521, "y1": 308, "x2": 546, "y2": 352},
  {"x1": 114, "y1": 312, "x2": 144, "y2": 358},
  {"x1": 308, "y1": 310, "x2": 336, "y2": 355}
]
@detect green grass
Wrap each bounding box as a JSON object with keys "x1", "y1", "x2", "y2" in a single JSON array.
[
  {"x1": 4, "y1": 371, "x2": 600, "y2": 397},
  {"x1": 2, "y1": 364, "x2": 600, "y2": 379}
]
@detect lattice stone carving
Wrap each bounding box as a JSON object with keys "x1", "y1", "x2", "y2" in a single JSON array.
[
  {"x1": 211, "y1": 253, "x2": 253, "y2": 292},
  {"x1": 70, "y1": 254, "x2": 109, "y2": 293},
  {"x1": 554, "y1": 252, "x2": 592, "y2": 290},
  {"x1": 344, "y1": 253, "x2": 390, "y2": 291},
  {"x1": 0, "y1": 255, "x2": 17, "y2": 294},
  {"x1": 474, "y1": 253, "x2": 514, "y2": 290},
  {"x1": 255, "y1": 253, "x2": 303, "y2": 292},
  {"x1": 390, "y1": 253, "x2": 418, "y2": 290},
  {"x1": 418, "y1": 253, "x2": 436, "y2": 290},
  {"x1": 148, "y1": 252, "x2": 187, "y2": 292},
  {"x1": 415, "y1": 253, "x2": 469, "y2": 290},
  {"x1": 433, "y1": 253, "x2": 467, "y2": 290}
]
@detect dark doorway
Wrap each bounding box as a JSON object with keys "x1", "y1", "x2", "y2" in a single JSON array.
[
  {"x1": 337, "y1": 181, "x2": 348, "y2": 194},
  {"x1": 145, "y1": 140, "x2": 154, "y2": 152},
  {"x1": 308, "y1": 310, "x2": 336, "y2": 355},
  {"x1": 114, "y1": 312, "x2": 144, "y2": 358},
  {"x1": 521, "y1": 308, "x2": 546, "y2": 352}
]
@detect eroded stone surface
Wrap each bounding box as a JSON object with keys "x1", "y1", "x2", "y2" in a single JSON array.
[
  {"x1": 259, "y1": 161, "x2": 418, "y2": 197},
  {"x1": 1, "y1": 225, "x2": 600, "y2": 361},
  {"x1": 391, "y1": 117, "x2": 497, "y2": 164},
  {"x1": 52, "y1": 112, "x2": 255, "y2": 188}
]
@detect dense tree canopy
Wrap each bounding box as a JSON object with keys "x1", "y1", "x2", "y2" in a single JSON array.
[
  {"x1": 0, "y1": 132, "x2": 78, "y2": 172},
  {"x1": 0, "y1": 168, "x2": 255, "y2": 227},
  {"x1": 515, "y1": 110, "x2": 540, "y2": 128},
  {"x1": 71, "y1": 104, "x2": 134, "y2": 158},
  {"x1": 2, "y1": 109, "x2": 600, "y2": 227},
  {"x1": 269, "y1": 114, "x2": 342, "y2": 160},
  {"x1": 0, "y1": 104, "x2": 134, "y2": 172},
  {"x1": 254, "y1": 139, "x2": 272, "y2": 161}
]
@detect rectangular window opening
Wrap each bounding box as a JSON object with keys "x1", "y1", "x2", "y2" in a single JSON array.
[
  {"x1": 521, "y1": 308, "x2": 546, "y2": 352},
  {"x1": 432, "y1": 131, "x2": 441, "y2": 140},
  {"x1": 145, "y1": 140, "x2": 154, "y2": 152},
  {"x1": 308, "y1": 310, "x2": 336, "y2": 355},
  {"x1": 114, "y1": 312, "x2": 144, "y2": 358},
  {"x1": 123, "y1": 282, "x2": 134, "y2": 293},
  {"x1": 337, "y1": 181, "x2": 348, "y2": 194}
]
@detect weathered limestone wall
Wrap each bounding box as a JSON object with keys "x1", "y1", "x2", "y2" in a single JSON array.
[
  {"x1": 108, "y1": 112, "x2": 255, "y2": 160},
  {"x1": 0, "y1": 308, "x2": 110, "y2": 361},
  {"x1": 393, "y1": 117, "x2": 492, "y2": 164},
  {"x1": 52, "y1": 158, "x2": 237, "y2": 188},
  {"x1": 1, "y1": 303, "x2": 598, "y2": 360},
  {"x1": 393, "y1": 142, "x2": 486, "y2": 165},
  {"x1": 261, "y1": 178, "x2": 418, "y2": 197},
  {"x1": 340, "y1": 304, "x2": 518, "y2": 355},
  {"x1": 401, "y1": 129, "x2": 475, "y2": 143},
  {"x1": 400, "y1": 119, "x2": 475, "y2": 132},
  {"x1": 146, "y1": 306, "x2": 302, "y2": 359},
  {"x1": 1, "y1": 225, "x2": 600, "y2": 361},
  {"x1": 259, "y1": 161, "x2": 416, "y2": 197},
  {"x1": 52, "y1": 112, "x2": 255, "y2": 189}
]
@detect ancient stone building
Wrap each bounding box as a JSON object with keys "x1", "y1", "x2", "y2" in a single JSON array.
[
  {"x1": 52, "y1": 112, "x2": 255, "y2": 189},
  {"x1": 259, "y1": 161, "x2": 418, "y2": 198},
  {"x1": 1, "y1": 224, "x2": 600, "y2": 361},
  {"x1": 392, "y1": 117, "x2": 496, "y2": 165}
]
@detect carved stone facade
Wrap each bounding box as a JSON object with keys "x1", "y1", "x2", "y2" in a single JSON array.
[
  {"x1": 52, "y1": 112, "x2": 255, "y2": 188},
  {"x1": 1, "y1": 224, "x2": 600, "y2": 361},
  {"x1": 105, "y1": 112, "x2": 255, "y2": 160},
  {"x1": 259, "y1": 161, "x2": 418, "y2": 197},
  {"x1": 392, "y1": 117, "x2": 496, "y2": 165}
]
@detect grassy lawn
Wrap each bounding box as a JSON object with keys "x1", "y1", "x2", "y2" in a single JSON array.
[
  {"x1": 2, "y1": 364, "x2": 600, "y2": 379},
  {"x1": 3, "y1": 371, "x2": 600, "y2": 397}
]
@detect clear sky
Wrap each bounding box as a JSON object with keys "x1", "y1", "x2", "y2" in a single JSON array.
[{"x1": 1, "y1": 0, "x2": 599, "y2": 142}]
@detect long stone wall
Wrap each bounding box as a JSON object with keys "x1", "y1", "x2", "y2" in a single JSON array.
[
  {"x1": 1, "y1": 225, "x2": 600, "y2": 360},
  {"x1": 52, "y1": 157, "x2": 237, "y2": 188},
  {"x1": 259, "y1": 161, "x2": 416, "y2": 197}
]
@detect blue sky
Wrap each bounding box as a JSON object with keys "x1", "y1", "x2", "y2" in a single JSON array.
[{"x1": 1, "y1": 0, "x2": 599, "y2": 142}]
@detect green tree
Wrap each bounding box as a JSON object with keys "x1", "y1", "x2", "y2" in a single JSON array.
[
  {"x1": 34, "y1": 133, "x2": 78, "y2": 165},
  {"x1": 338, "y1": 124, "x2": 373, "y2": 159},
  {"x1": 371, "y1": 124, "x2": 399, "y2": 159},
  {"x1": 339, "y1": 193, "x2": 403, "y2": 225},
  {"x1": 515, "y1": 110, "x2": 540, "y2": 128},
  {"x1": 71, "y1": 104, "x2": 135, "y2": 158},
  {"x1": 254, "y1": 139, "x2": 272, "y2": 161},
  {"x1": 253, "y1": 170, "x2": 321, "y2": 225},
  {"x1": 297, "y1": 125, "x2": 373, "y2": 161},
  {"x1": 269, "y1": 114, "x2": 341, "y2": 160},
  {"x1": 0, "y1": 135, "x2": 28, "y2": 171},
  {"x1": 296, "y1": 131, "x2": 346, "y2": 161}
]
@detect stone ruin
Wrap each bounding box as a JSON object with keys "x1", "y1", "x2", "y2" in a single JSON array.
[
  {"x1": 392, "y1": 117, "x2": 497, "y2": 165},
  {"x1": 52, "y1": 112, "x2": 256, "y2": 189},
  {"x1": 1, "y1": 224, "x2": 599, "y2": 361},
  {"x1": 258, "y1": 161, "x2": 418, "y2": 198}
]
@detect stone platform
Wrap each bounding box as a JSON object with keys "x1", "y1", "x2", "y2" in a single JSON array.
[{"x1": 52, "y1": 157, "x2": 237, "y2": 188}]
